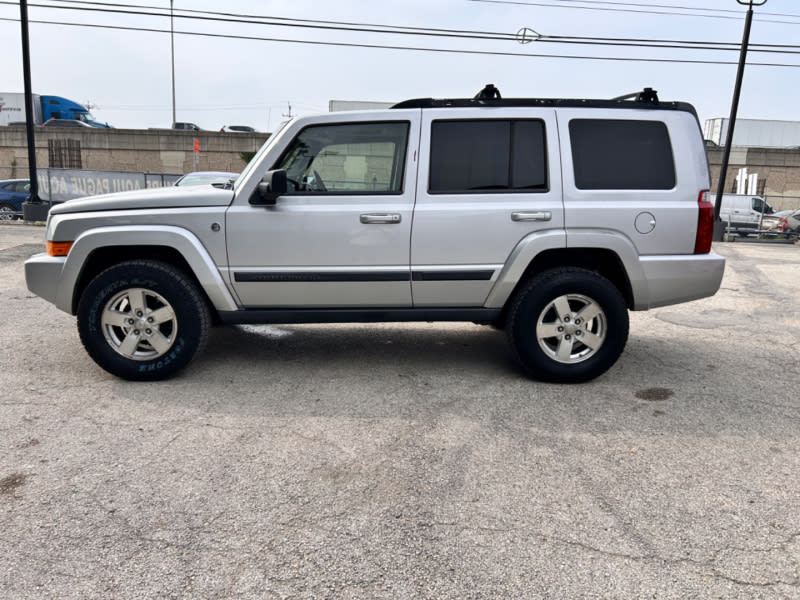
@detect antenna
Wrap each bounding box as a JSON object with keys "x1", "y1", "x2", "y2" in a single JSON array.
[{"x1": 282, "y1": 102, "x2": 294, "y2": 119}]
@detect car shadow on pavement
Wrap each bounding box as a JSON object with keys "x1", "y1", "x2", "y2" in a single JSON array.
[{"x1": 108, "y1": 322, "x2": 800, "y2": 440}]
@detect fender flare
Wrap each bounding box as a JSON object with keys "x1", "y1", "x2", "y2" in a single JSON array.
[
  {"x1": 56, "y1": 225, "x2": 239, "y2": 314},
  {"x1": 484, "y1": 228, "x2": 648, "y2": 309}
]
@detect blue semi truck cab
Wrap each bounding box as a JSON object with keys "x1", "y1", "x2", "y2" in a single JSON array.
[
  {"x1": 40, "y1": 95, "x2": 110, "y2": 128},
  {"x1": 0, "y1": 92, "x2": 111, "y2": 127}
]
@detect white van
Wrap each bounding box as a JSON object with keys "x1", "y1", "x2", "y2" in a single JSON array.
[{"x1": 718, "y1": 194, "x2": 774, "y2": 228}]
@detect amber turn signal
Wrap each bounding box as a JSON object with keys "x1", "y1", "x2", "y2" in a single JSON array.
[{"x1": 46, "y1": 241, "x2": 73, "y2": 257}]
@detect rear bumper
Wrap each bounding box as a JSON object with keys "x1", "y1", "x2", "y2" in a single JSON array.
[{"x1": 636, "y1": 252, "x2": 725, "y2": 309}]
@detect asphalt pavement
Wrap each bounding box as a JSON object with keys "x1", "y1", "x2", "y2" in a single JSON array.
[{"x1": 1, "y1": 222, "x2": 798, "y2": 599}]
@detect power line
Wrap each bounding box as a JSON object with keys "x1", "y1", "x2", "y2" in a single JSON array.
[
  {"x1": 3, "y1": 0, "x2": 800, "y2": 55},
  {"x1": 467, "y1": 0, "x2": 800, "y2": 24},
  {"x1": 1, "y1": 15, "x2": 799, "y2": 69},
  {"x1": 540, "y1": 0, "x2": 800, "y2": 20},
  {"x1": 14, "y1": 0, "x2": 800, "y2": 49},
  {"x1": 9, "y1": 0, "x2": 525, "y2": 44}
]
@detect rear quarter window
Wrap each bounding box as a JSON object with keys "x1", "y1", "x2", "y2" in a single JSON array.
[{"x1": 569, "y1": 119, "x2": 675, "y2": 190}]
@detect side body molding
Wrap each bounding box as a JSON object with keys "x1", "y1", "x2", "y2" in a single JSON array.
[{"x1": 56, "y1": 225, "x2": 239, "y2": 314}]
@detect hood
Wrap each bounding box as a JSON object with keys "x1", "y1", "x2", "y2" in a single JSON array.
[{"x1": 49, "y1": 184, "x2": 234, "y2": 215}]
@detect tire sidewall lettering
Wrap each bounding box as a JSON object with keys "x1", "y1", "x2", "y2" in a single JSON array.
[{"x1": 78, "y1": 261, "x2": 208, "y2": 381}]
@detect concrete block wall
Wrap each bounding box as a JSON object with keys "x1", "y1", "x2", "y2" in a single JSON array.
[
  {"x1": 707, "y1": 148, "x2": 800, "y2": 209},
  {"x1": 0, "y1": 127, "x2": 270, "y2": 180}
]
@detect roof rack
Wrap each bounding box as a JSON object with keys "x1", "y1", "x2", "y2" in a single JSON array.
[
  {"x1": 611, "y1": 87, "x2": 660, "y2": 104},
  {"x1": 390, "y1": 84, "x2": 693, "y2": 114}
]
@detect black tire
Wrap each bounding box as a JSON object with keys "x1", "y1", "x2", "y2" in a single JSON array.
[
  {"x1": 77, "y1": 260, "x2": 211, "y2": 381},
  {"x1": 506, "y1": 267, "x2": 629, "y2": 383},
  {"x1": 0, "y1": 203, "x2": 18, "y2": 221}
]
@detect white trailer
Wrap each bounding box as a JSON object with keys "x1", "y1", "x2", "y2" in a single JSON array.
[{"x1": 0, "y1": 92, "x2": 43, "y2": 126}]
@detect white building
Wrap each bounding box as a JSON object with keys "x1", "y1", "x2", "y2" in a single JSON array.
[{"x1": 704, "y1": 118, "x2": 800, "y2": 148}]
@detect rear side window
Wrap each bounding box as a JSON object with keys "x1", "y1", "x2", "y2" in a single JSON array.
[
  {"x1": 569, "y1": 119, "x2": 675, "y2": 190},
  {"x1": 429, "y1": 120, "x2": 547, "y2": 193}
]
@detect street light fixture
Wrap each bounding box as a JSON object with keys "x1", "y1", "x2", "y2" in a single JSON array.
[{"x1": 713, "y1": 0, "x2": 768, "y2": 240}]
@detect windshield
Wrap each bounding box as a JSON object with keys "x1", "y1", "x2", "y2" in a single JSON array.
[{"x1": 234, "y1": 119, "x2": 291, "y2": 190}]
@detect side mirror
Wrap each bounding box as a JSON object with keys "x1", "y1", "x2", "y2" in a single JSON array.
[{"x1": 250, "y1": 169, "x2": 287, "y2": 206}]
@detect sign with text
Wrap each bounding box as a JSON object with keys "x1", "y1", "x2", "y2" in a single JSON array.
[{"x1": 36, "y1": 168, "x2": 181, "y2": 202}]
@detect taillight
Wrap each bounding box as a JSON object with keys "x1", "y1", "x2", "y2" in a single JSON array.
[{"x1": 694, "y1": 190, "x2": 714, "y2": 254}]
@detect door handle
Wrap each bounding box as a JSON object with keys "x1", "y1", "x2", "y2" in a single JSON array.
[
  {"x1": 511, "y1": 211, "x2": 552, "y2": 222},
  {"x1": 360, "y1": 213, "x2": 402, "y2": 224}
]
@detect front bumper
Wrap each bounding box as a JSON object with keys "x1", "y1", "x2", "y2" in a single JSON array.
[{"x1": 25, "y1": 253, "x2": 69, "y2": 313}]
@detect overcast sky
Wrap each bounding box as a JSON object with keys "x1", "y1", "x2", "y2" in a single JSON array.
[{"x1": 1, "y1": 0, "x2": 798, "y2": 131}]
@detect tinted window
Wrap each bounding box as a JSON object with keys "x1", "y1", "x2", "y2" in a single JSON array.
[
  {"x1": 275, "y1": 122, "x2": 409, "y2": 194},
  {"x1": 429, "y1": 120, "x2": 547, "y2": 194},
  {"x1": 751, "y1": 197, "x2": 772, "y2": 213},
  {"x1": 569, "y1": 119, "x2": 675, "y2": 190}
]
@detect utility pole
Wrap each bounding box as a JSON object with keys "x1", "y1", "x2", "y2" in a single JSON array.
[
  {"x1": 713, "y1": 0, "x2": 767, "y2": 240},
  {"x1": 170, "y1": 0, "x2": 176, "y2": 126},
  {"x1": 19, "y1": 0, "x2": 47, "y2": 221}
]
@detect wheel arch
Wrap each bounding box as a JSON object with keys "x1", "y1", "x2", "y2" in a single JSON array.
[
  {"x1": 56, "y1": 226, "x2": 239, "y2": 315},
  {"x1": 518, "y1": 247, "x2": 634, "y2": 308},
  {"x1": 486, "y1": 230, "x2": 646, "y2": 323}
]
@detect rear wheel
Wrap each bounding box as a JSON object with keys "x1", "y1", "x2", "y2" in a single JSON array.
[
  {"x1": 77, "y1": 260, "x2": 211, "y2": 381},
  {"x1": 506, "y1": 268, "x2": 629, "y2": 383},
  {"x1": 0, "y1": 203, "x2": 17, "y2": 221}
]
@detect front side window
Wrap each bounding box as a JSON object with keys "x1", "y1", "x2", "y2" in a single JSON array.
[
  {"x1": 274, "y1": 121, "x2": 409, "y2": 194},
  {"x1": 429, "y1": 119, "x2": 548, "y2": 194},
  {"x1": 751, "y1": 197, "x2": 772, "y2": 214},
  {"x1": 569, "y1": 119, "x2": 675, "y2": 190}
]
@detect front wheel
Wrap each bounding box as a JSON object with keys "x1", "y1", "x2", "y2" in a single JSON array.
[
  {"x1": 506, "y1": 268, "x2": 629, "y2": 383},
  {"x1": 77, "y1": 260, "x2": 211, "y2": 381}
]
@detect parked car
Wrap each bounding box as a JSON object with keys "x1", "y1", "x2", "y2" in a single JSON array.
[
  {"x1": 220, "y1": 125, "x2": 256, "y2": 133},
  {"x1": 759, "y1": 214, "x2": 784, "y2": 230},
  {"x1": 0, "y1": 178, "x2": 30, "y2": 220},
  {"x1": 172, "y1": 122, "x2": 201, "y2": 131},
  {"x1": 42, "y1": 118, "x2": 95, "y2": 128},
  {"x1": 778, "y1": 208, "x2": 800, "y2": 232},
  {"x1": 173, "y1": 171, "x2": 238, "y2": 187},
  {"x1": 25, "y1": 84, "x2": 725, "y2": 382}
]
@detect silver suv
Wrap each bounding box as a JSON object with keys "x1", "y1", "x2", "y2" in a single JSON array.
[{"x1": 25, "y1": 86, "x2": 725, "y2": 382}]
